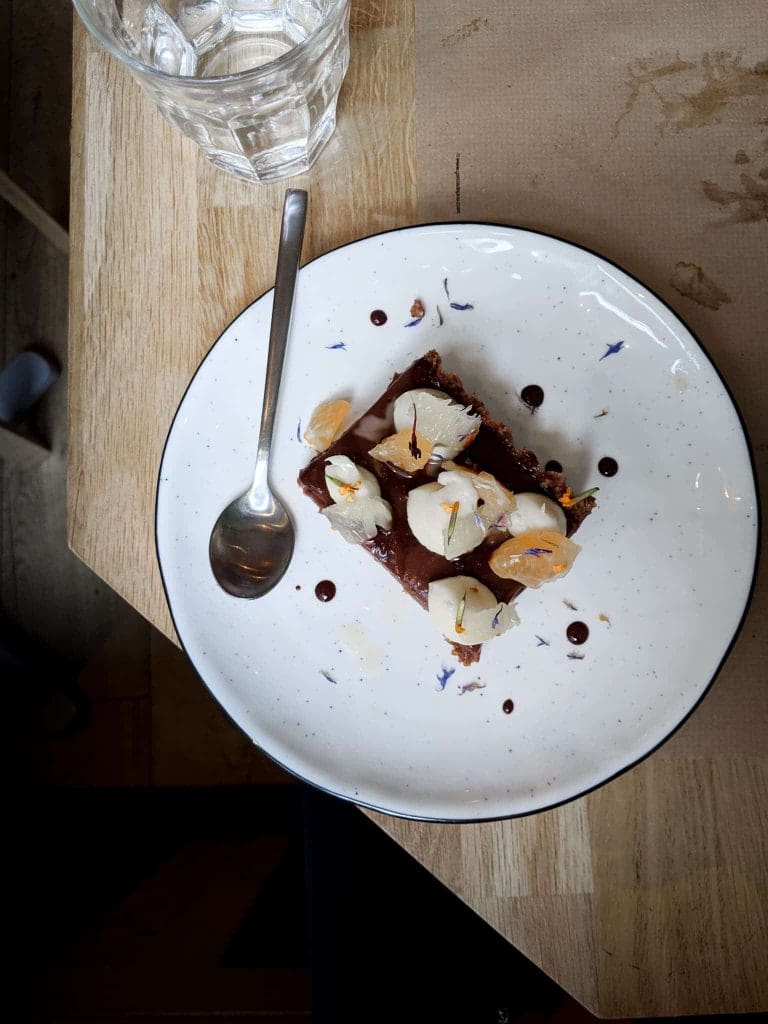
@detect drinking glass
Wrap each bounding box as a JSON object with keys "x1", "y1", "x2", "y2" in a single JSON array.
[{"x1": 72, "y1": 1, "x2": 350, "y2": 182}]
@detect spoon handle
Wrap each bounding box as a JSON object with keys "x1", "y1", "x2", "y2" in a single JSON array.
[{"x1": 250, "y1": 189, "x2": 308, "y2": 505}]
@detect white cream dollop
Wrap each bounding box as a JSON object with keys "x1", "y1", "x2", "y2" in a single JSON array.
[
  {"x1": 407, "y1": 465, "x2": 517, "y2": 558},
  {"x1": 393, "y1": 388, "x2": 480, "y2": 460},
  {"x1": 324, "y1": 455, "x2": 381, "y2": 503},
  {"x1": 442, "y1": 463, "x2": 517, "y2": 530},
  {"x1": 320, "y1": 455, "x2": 392, "y2": 544},
  {"x1": 406, "y1": 470, "x2": 486, "y2": 558},
  {"x1": 504, "y1": 492, "x2": 566, "y2": 536},
  {"x1": 427, "y1": 576, "x2": 519, "y2": 645}
]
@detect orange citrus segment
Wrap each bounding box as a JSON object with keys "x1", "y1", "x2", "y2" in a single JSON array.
[
  {"x1": 303, "y1": 399, "x2": 351, "y2": 451},
  {"x1": 488, "y1": 529, "x2": 580, "y2": 588},
  {"x1": 369, "y1": 429, "x2": 433, "y2": 473}
]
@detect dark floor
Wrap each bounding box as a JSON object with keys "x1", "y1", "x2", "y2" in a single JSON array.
[{"x1": 10, "y1": 786, "x2": 580, "y2": 1023}]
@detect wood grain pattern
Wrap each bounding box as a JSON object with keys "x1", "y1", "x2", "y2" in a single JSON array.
[
  {"x1": 388, "y1": 4, "x2": 768, "y2": 1014},
  {"x1": 371, "y1": 692, "x2": 768, "y2": 1017},
  {"x1": 67, "y1": 1, "x2": 767, "y2": 1016},
  {"x1": 68, "y1": 0, "x2": 417, "y2": 640}
]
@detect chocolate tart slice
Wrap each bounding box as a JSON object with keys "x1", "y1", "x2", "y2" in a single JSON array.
[{"x1": 298, "y1": 350, "x2": 595, "y2": 664}]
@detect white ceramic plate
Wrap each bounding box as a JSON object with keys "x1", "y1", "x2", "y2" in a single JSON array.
[{"x1": 156, "y1": 224, "x2": 758, "y2": 821}]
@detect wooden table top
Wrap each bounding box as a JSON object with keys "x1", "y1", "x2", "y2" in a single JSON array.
[{"x1": 68, "y1": 3, "x2": 767, "y2": 1016}]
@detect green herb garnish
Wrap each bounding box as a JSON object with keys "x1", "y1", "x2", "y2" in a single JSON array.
[
  {"x1": 455, "y1": 590, "x2": 467, "y2": 634},
  {"x1": 571, "y1": 486, "x2": 600, "y2": 504},
  {"x1": 444, "y1": 500, "x2": 460, "y2": 555},
  {"x1": 560, "y1": 486, "x2": 600, "y2": 508}
]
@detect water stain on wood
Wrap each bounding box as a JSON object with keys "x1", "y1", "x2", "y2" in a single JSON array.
[
  {"x1": 701, "y1": 174, "x2": 768, "y2": 224},
  {"x1": 613, "y1": 52, "x2": 768, "y2": 138},
  {"x1": 670, "y1": 262, "x2": 732, "y2": 310},
  {"x1": 612, "y1": 55, "x2": 694, "y2": 137},
  {"x1": 441, "y1": 16, "x2": 488, "y2": 48}
]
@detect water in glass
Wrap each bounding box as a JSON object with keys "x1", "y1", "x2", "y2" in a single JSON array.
[{"x1": 74, "y1": 0, "x2": 350, "y2": 181}]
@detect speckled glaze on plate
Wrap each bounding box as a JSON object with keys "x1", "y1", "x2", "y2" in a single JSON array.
[{"x1": 156, "y1": 224, "x2": 758, "y2": 821}]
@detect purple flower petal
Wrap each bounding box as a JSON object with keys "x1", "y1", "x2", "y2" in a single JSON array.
[
  {"x1": 450, "y1": 302, "x2": 474, "y2": 311},
  {"x1": 404, "y1": 317, "x2": 424, "y2": 327},
  {"x1": 599, "y1": 340, "x2": 624, "y2": 361},
  {"x1": 535, "y1": 635, "x2": 550, "y2": 647},
  {"x1": 326, "y1": 341, "x2": 347, "y2": 350},
  {"x1": 296, "y1": 419, "x2": 302, "y2": 442},
  {"x1": 436, "y1": 665, "x2": 456, "y2": 691}
]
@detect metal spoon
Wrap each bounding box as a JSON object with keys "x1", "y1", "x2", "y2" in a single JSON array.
[{"x1": 209, "y1": 188, "x2": 307, "y2": 598}]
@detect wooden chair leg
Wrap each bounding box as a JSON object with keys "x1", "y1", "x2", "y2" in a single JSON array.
[{"x1": 0, "y1": 169, "x2": 69, "y2": 255}]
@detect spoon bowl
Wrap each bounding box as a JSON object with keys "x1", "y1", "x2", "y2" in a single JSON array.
[
  {"x1": 209, "y1": 189, "x2": 307, "y2": 599},
  {"x1": 209, "y1": 491, "x2": 295, "y2": 599}
]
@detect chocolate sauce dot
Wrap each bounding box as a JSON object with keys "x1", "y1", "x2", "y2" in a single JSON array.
[
  {"x1": 545, "y1": 459, "x2": 563, "y2": 473},
  {"x1": 295, "y1": 584, "x2": 301, "y2": 591},
  {"x1": 598, "y1": 456, "x2": 618, "y2": 477},
  {"x1": 521, "y1": 384, "x2": 544, "y2": 411},
  {"x1": 370, "y1": 309, "x2": 387, "y2": 326},
  {"x1": 314, "y1": 580, "x2": 336, "y2": 602},
  {"x1": 567, "y1": 621, "x2": 589, "y2": 645},
  {"x1": 502, "y1": 699, "x2": 515, "y2": 715}
]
